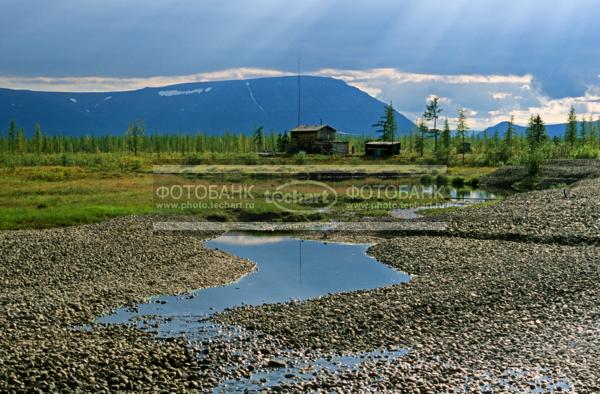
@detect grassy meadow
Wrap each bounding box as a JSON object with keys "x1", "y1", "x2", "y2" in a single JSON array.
[{"x1": 0, "y1": 161, "x2": 496, "y2": 230}]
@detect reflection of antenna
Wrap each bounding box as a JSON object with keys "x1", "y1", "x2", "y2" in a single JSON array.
[
  {"x1": 298, "y1": 239, "x2": 303, "y2": 286},
  {"x1": 297, "y1": 57, "x2": 301, "y2": 127}
]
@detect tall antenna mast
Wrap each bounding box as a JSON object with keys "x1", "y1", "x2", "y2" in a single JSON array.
[{"x1": 297, "y1": 57, "x2": 301, "y2": 127}]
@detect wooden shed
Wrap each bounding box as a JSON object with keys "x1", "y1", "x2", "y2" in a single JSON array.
[
  {"x1": 364, "y1": 141, "x2": 400, "y2": 157},
  {"x1": 331, "y1": 141, "x2": 350, "y2": 155}
]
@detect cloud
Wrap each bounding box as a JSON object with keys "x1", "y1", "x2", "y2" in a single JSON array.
[
  {"x1": 0, "y1": 68, "x2": 293, "y2": 92},
  {"x1": 314, "y1": 68, "x2": 532, "y2": 86},
  {"x1": 491, "y1": 92, "x2": 513, "y2": 100},
  {"x1": 2, "y1": 0, "x2": 600, "y2": 101},
  {"x1": 315, "y1": 68, "x2": 600, "y2": 128},
  {"x1": 2, "y1": 66, "x2": 600, "y2": 129}
]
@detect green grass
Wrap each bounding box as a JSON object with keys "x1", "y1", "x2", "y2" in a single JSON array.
[
  {"x1": 0, "y1": 165, "x2": 502, "y2": 230},
  {"x1": 0, "y1": 206, "x2": 153, "y2": 230},
  {"x1": 0, "y1": 168, "x2": 156, "y2": 229}
]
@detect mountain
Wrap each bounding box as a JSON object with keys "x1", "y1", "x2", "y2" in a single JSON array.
[
  {"x1": 483, "y1": 121, "x2": 528, "y2": 136},
  {"x1": 483, "y1": 120, "x2": 599, "y2": 139},
  {"x1": 0, "y1": 76, "x2": 415, "y2": 136}
]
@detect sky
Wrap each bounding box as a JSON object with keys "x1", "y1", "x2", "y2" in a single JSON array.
[{"x1": 2, "y1": 0, "x2": 600, "y2": 128}]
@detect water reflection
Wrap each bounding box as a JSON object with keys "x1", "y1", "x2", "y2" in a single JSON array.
[{"x1": 98, "y1": 233, "x2": 409, "y2": 339}]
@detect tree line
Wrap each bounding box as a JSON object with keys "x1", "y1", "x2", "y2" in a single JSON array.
[
  {"x1": 0, "y1": 121, "x2": 295, "y2": 156},
  {"x1": 1, "y1": 102, "x2": 599, "y2": 167},
  {"x1": 376, "y1": 98, "x2": 600, "y2": 166}
]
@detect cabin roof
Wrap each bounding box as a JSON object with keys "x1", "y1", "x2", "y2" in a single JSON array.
[{"x1": 291, "y1": 124, "x2": 336, "y2": 133}]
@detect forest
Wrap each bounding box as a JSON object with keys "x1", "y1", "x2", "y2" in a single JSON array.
[{"x1": 1, "y1": 100, "x2": 599, "y2": 171}]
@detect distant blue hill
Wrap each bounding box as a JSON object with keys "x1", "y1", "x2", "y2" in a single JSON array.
[
  {"x1": 483, "y1": 120, "x2": 599, "y2": 139},
  {"x1": 0, "y1": 76, "x2": 415, "y2": 136}
]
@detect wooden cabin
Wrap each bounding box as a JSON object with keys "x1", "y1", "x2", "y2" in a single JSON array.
[
  {"x1": 290, "y1": 125, "x2": 348, "y2": 155},
  {"x1": 364, "y1": 141, "x2": 400, "y2": 157}
]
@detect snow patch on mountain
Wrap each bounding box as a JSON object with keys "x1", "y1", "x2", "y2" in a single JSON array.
[
  {"x1": 158, "y1": 88, "x2": 211, "y2": 97},
  {"x1": 245, "y1": 81, "x2": 266, "y2": 114}
]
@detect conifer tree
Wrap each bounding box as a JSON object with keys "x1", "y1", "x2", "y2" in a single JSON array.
[
  {"x1": 456, "y1": 109, "x2": 469, "y2": 163},
  {"x1": 125, "y1": 121, "x2": 145, "y2": 156},
  {"x1": 416, "y1": 119, "x2": 428, "y2": 157},
  {"x1": 33, "y1": 124, "x2": 43, "y2": 155},
  {"x1": 16, "y1": 128, "x2": 26, "y2": 154},
  {"x1": 526, "y1": 114, "x2": 547, "y2": 150},
  {"x1": 564, "y1": 106, "x2": 578, "y2": 146},
  {"x1": 501, "y1": 115, "x2": 515, "y2": 161},
  {"x1": 252, "y1": 125, "x2": 264, "y2": 151},
  {"x1": 504, "y1": 116, "x2": 515, "y2": 147},
  {"x1": 423, "y1": 96, "x2": 443, "y2": 152},
  {"x1": 7, "y1": 120, "x2": 16, "y2": 154},
  {"x1": 442, "y1": 118, "x2": 451, "y2": 151},
  {"x1": 372, "y1": 102, "x2": 397, "y2": 142}
]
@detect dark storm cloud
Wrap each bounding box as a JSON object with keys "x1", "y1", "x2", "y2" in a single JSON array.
[{"x1": 1, "y1": 0, "x2": 599, "y2": 99}]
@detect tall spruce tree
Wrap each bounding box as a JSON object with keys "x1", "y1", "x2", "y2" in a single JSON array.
[
  {"x1": 373, "y1": 102, "x2": 397, "y2": 142},
  {"x1": 33, "y1": 124, "x2": 42, "y2": 155},
  {"x1": 565, "y1": 106, "x2": 578, "y2": 146},
  {"x1": 416, "y1": 119, "x2": 428, "y2": 157},
  {"x1": 442, "y1": 118, "x2": 451, "y2": 151},
  {"x1": 501, "y1": 115, "x2": 515, "y2": 161},
  {"x1": 526, "y1": 114, "x2": 547, "y2": 150},
  {"x1": 252, "y1": 125, "x2": 264, "y2": 151},
  {"x1": 125, "y1": 121, "x2": 145, "y2": 156},
  {"x1": 16, "y1": 128, "x2": 26, "y2": 154},
  {"x1": 423, "y1": 96, "x2": 443, "y2": 152},
  {"x1": 504, "y1": 115, "x2": 515, "y2": 147},
  {"x1": 7, "y1": 120, "x2": 16, "y2": 154},
  {"x1": 579, "y1": 117, "x2": 587, "y2": 144},
  {"x1": 278, "y1": 130, "x2": 290, "y2": 152},
  {"x1": 456, "y1": 109, "x2": 469, "y2": 163}
]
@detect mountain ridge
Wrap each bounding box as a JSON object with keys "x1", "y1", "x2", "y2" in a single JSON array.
[
  {"x1": 483, "y1": 120, "x2": 600, "y2": 139},
  {"x1": 0, "y1": 76, "x2": 416, "y2": 136}
]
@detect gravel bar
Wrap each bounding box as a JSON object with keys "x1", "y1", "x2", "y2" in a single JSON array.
[
  {"x1": 441, "y1": 176, "x2": 600, "y2": 245},
  {"x1": 0, "y1": 216, "x2": 254, "y2": 392},
  {"x1": 218, "y1": 236, "x2": 600, "y2": 392}
]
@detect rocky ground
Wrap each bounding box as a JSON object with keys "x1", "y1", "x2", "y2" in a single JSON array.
[
  {"x1": 214, "y1": 175, "x2": 600, "y2": 392},
  {"x1": 0, "y1": 216, "x2": 254, "y2": 392},
  {"x1": 480, "y1": 159, "x2": 600, "y2": 189},
  {"x1": 218, "y1": 236, "x2": 600, "y2": 392},
  {"x1": 441, "y1": 175, "x2": 600, "y2": 244},
  {"x1": 2, "y1": 174, "x2": 600, "y2": 392}
]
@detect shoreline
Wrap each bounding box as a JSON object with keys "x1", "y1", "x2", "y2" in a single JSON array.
[
  {"x1": 2, "y1": 176, "x2": 600, "y2": 391},
  {"x1": 0, "y1": 216, "x2": 255, "y2": 392}
]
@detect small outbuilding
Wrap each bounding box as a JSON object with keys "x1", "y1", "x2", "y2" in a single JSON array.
[
  {"x1": 364, "y1": 141, "x2": 400, "y2": 158},
  {"x1": 331, "y1": 141, "x2": 350, "y2": 155}
]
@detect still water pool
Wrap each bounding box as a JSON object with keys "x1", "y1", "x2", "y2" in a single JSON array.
[{"x1": 98, "y1": 233, "x2": 409, "y2": 338}]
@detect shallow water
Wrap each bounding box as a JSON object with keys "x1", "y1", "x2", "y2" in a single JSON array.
[
  {"x1": 96, "y1": 233, "x2": 570, "y2": 392},
  {"x1": 448, "y1": 187, "x2": 497, "y2": 201},
  {"x1": 98, "y1": 233, "x2": 409, "y2": 338},
  {"x1": 391, "y1": 187, "x2": 498, "y2": 219},
  {"x1": 97, "y1": 233, "x2": 412, "y2": 390},
  {"x1": 216, "y1": 348, "x2": 409, "y2": 393}
]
